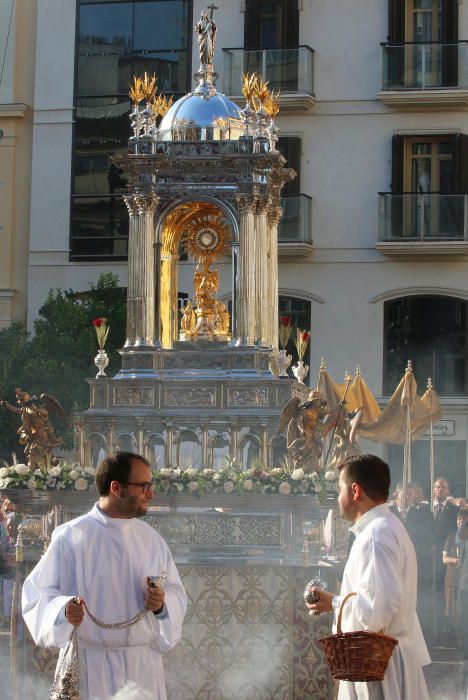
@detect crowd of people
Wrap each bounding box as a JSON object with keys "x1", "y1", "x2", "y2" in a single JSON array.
[{"x1": 389, "y1": 476, "x2": 468, "y2": 652}]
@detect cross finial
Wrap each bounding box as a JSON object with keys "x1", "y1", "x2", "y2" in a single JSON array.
[{"x1": 207, "y1": 3, "x2": 218, "y2": 18}]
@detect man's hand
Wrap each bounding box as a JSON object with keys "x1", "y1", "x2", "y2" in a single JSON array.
[
  {"x1": 306, "y1": 587, "x2": 335, "y2": 616},
  {"x1": 65, "y1": 597, "x2": 85, "y2": 627},
  {"x1": 145, "y1": 580, "x2": 165, "y2": 614}
]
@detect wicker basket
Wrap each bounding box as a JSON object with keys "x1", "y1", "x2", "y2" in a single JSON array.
[{"x1": 319, "y1": 592, "x2": 398, "y2": 682}]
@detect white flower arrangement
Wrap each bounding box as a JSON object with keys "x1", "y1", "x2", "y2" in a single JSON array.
[
  {"x1": 151, "y1": 459, "x2": 337, "y2": 502},
  {"x1": 0, "y1": 462, "x2": 95, "y2": 491}
]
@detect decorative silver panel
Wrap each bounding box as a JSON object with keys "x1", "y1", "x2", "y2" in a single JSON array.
[
  {"x1": 146, "y1": 513, "x2": 282, "y2": 546},
  {"x1": 113, "y1": 387, "x2": 154, "y2": 406},
  {"x1": 164, "y1": 387, "x2": 216, "y2": 407},
  {"x1": 227, "y1": 387, "x2": 269, "y2": 407}
]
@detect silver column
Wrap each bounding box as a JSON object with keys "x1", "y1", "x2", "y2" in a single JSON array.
[
  {"x1": 267, "y1": 206, "x2": 282, "y2": 348},
  {"x1": 235, "y1": 194, "x2": 257, "y2": 345},
  {"x1": 255, "y1": 197, "x2": 271, "y2": 346}
]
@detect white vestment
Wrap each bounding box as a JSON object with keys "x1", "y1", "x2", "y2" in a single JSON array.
[
  {"x1": 335, "y1": 504, "x2": 430, "y2": 700},
  {"x1": 22, "y1": 504, "x2": 187, "y2": 700}
]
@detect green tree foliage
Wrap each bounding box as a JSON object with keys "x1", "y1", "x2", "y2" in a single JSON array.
[{"x1": 0, "y1": 273, "x2": 126, "y2": 457}]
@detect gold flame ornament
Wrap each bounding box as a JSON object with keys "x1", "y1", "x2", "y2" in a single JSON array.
[
  {"x1": 252, "y1": 76, "x2": 270, "y2": 110},
  {"x1": 151, "y1": 93, "x2": 174, "y2": 118},
  {"x1": 129, "y1": 76, "x2": 144, "y2": 106},
  {"x1": 141, "y1": 72, "x2": 158, "y2": 102},
  {"x1": 241, "y1": 72, "x2": 259, "y2": 108},
  {"x1": 264, "y1": 89, "x2": 280, "y2": 118}
]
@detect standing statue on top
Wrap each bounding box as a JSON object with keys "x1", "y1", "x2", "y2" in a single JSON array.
[{"x1": 195, "y1": 7, "x2": 217, "y2": 66}]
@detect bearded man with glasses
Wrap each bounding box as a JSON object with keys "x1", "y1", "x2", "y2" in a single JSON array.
[{"x1": 22, "y1": 451, "x2": 187, "y2": 700}]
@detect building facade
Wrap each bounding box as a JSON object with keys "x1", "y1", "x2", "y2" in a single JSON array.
[
  {"x1": 19, "y1": 0, "x2": 468, "y2": 495},
  {"x1": 0, "y1": 0, "x2": 36, "y2": 327}
]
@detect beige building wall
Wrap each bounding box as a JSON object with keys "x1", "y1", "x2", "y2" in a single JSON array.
[{"x1": 0, "y1": 0, "x2": 36, "y2": 327}]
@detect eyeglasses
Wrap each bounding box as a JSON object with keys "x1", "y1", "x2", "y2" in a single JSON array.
[{"x1": 119, "y1": 481, "x2": 154, "y2": 494}]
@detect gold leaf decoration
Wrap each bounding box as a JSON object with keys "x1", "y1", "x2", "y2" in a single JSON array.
[
  {"x1": 264, "y1": 89, "x2": 280, "y2": 118},
  {"x1": 129, "y1": 76, "x2": 144, "y2": 106}
]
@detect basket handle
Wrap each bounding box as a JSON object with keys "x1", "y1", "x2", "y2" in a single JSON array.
[
  {"x1": 336, "y1": 592, "x2": 357, "y2": 634},
  {"x1": 336, "y1": 592, "x2": 386, "y2": 636}
]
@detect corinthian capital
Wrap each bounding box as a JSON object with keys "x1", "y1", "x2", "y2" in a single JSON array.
[
  {"x1": 135, "y1": 195, "x2": 159, "y2": 215},
  {"x1": 267, "y1": 207, "x2": 283, "y2": 226},
  {"x1": 124, "y1": 195, "x2": 139, "y2": 216},
  {"x1": 256, "y1": 196, "x2": 272, "y2": 215},
  {"x1": 235, "y1": 193, "x2": 257, "y2": 214}
]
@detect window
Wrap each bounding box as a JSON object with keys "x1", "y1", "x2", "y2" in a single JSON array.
[
  {"x1": 278, "y1": 136, "x2": 300, "y2": 196},
  {"x1": 244, "y1": 0, "x2": 299, "y2": 50},
  {"x1": 71, "y1": 1, "x2": 192, "y2": 260},
  {"x1": 387, "y1": 0, "x2": 458, "y2": 87},
  {"x1": 388, "y1": 133, "x2": 468, "y2": 238},
  {"x1": 383, "y1": 296, "x2": 468, "y2": 395},
  {"x1": 278, "y1": 295, "x2": 311, "y2": 373}
]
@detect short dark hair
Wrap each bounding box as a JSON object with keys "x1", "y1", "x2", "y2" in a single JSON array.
[
  {"x1": 338, "y1": 454, "x2": 391, "y2": 502},
  {"x1": 95, "y1": 451, "x2": 149, "y2": 496}
]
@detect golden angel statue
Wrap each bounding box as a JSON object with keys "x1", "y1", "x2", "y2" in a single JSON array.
[
  {"x1": 181, "y1": 300, "x2": 196, "y2": 334},
  {"x1": 0, "y1": 388, "x2": 66, "y2": 473}
]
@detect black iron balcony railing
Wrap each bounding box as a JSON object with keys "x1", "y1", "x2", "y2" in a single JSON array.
[
  {"x1": 278, "y1": 195, "x2": 312, "y2": 245},
  {"x1": 222, "y1": 46, "x2": 314, "y2": 96},
  {"x1": 381, "y1": 41, "x2": 468, "y2": 91},
  {"x1": 378, "y1": 193, "x2": 468, "y2": 242}
]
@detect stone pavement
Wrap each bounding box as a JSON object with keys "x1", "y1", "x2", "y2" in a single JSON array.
[{"x1": 425, "y1": 647, "x2": 465, "y2": 700}]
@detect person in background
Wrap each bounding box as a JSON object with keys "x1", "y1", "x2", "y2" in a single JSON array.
[
  {"x1": 433, "y1": 477, "x2": 459, "y2": 646},
  {"x1": 443, "y1": 508, "x2": 468, "y2": 648},
  {"x1": 455, "y1": 507, "x2": 468, "y2": 694}
]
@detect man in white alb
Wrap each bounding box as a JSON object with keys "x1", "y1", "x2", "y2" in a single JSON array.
[
  {"x1": 22, "y1": 451, "x2": 187, "y2": 700},
  {"x1": 307, "y1": 453, "x2": 430, "y2": 700}
]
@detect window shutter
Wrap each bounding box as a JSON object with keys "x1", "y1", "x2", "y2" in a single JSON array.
[
  {"x1": 244, "y1": 0, "x2": 259, "y2": 50},
  {"x1": 391, "y1": 135, "x2": 405, "y2": 193},
  {"x1": 278, "y1": 136, "x2": 301, "y2": 195},
  {"x1": 441, "y1": 0, "x2": 458, "y2": 86},
  {"x1": 388, "y1": 0, "x2": 405, "y2": 43},
  {"x1": 281, "y1": 0, "x2": 299, "y2": 49},
  {"x1": 455, "y1": 134, "x2": 468, "y2": 194}
]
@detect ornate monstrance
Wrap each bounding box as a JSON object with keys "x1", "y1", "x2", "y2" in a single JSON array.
[{"x1": 180, "y1": 211, "x2": 231, "y2": 341}]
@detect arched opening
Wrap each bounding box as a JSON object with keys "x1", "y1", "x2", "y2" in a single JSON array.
[
  {"x1": 383, "y1": 295, "x2": 468, "y2": 395},
  {"x1": 239, "y1": 433, "x2": 261, "y2": 469},
  {"x1": 146, "y1": 433, "x2": 166, "y2": 470},
  {"x1": 210, "y1": 433, "x2": 231, "y2": 469},
  {"x1": 159, "y1": 200, "x2": 235, "y2": 348},
  {"x1": 85, "y1": 432, "x2": 107, "y2": 470},
  {"x1": 176, "y1": 429, "x2": 202, "y2": 469},
  {"x1": 115, "y1": 432, "x2": 138, "y2": 454}
]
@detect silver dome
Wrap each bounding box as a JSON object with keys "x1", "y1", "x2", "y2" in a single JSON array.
[{"x1": 158, "y1": 84, "x2": 243, "y2": 142}]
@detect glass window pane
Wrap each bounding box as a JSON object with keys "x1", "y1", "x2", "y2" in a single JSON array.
[
  {"x1": 77, "y1": 54, "x2": 132, "y2": 96},
  {"x1": 133, "y1": 1, "x2": 189, "y2": 51},
  {"x1": 132, "y1": 51, "x2": 188, "y2": 93},
  {"x1": 78, "y1": 3, "x2": 132, "y2": 54},
  {"x1": 74, "y1": 98, "x2": 130, "y2": 195},
  {"x1": 71, "y1": 196, "x2": 129, "y2": 258}
]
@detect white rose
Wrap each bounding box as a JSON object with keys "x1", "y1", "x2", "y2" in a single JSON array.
[
  {"x1": 279, "y1": 482, "x2": 291, "y2": 495},
  {"x1": 34, "y1": 469, "x2": 42, "y2": 477},
  {"x1": 213, "y1": 472, "x2": 223, "y2": 482},
  {"x1": 69, "y1": 470, "x2": 79, "y2": 480},
  {"x1": 245, "y1": 468, "x2": 255, "y2": 477},
  {"x1": 74, "y1": 478, "x2": 88, "y2": 491},
  {"x1": 325, "y1": 470, "x2": 337, "y2": 482},
  {"x1": 292, "y1": 468, "x2": 305, "y2": 481},
  {"x1": 188, "y1": 481, "x2": 199, "y2": 493},
  {"x1": 186, "y1": 468, "x2": 198, "y2": 479},
  {"x1": 203, "y1": 468, "x2": 215, "y2": 477},
  {"x1": 27, "y1": 479, "x2": 37, "y2": 490},
  {"x1": 314, "y1": 483, "x2": 323, "y2": 493},
  {"x1": 243, "y1": 479, "x2": 253, "y2": 491},
  {"x1": 223, "y1": 480, "x2": 234, "y2": 493},
  {"x1": 159, "y1": 468, "x2": 173, "y2": 477},
  {"x1": 48, "y1": 466, "x2": 61, "y2": 477},
  {"x1": 0, "y1": 467, "x2": 9, "y2": 478},
  {"x1": 269, "y1": 468, "x2": 283, "y2": 477},
  {"x1": 14, "y1": 464, "x2": 29, "y2": 475},
  {"x1": 176, "y1": 483, "x2": 184, "y2": 492},
  {"x1": 310, "y1": 471, "x2": 319, "y2": 481}
]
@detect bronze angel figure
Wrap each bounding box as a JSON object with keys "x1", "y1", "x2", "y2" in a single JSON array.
[{"x1": 0, "y1": 388, "x2": 66, "y2": 473}]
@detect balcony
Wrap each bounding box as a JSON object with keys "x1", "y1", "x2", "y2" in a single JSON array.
[
  {"x1": 377, "y1": 193, "x2": 468, "y2": 256},
  {"x1": 378, "y1": 42, "x2": 468, "y2": 108},
  {"x1": 222, "y1": 47, "x2": 315, "y2": 112},
  {"x1": 278, "y1": 195, "x2": 313, "y2": 257}
]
